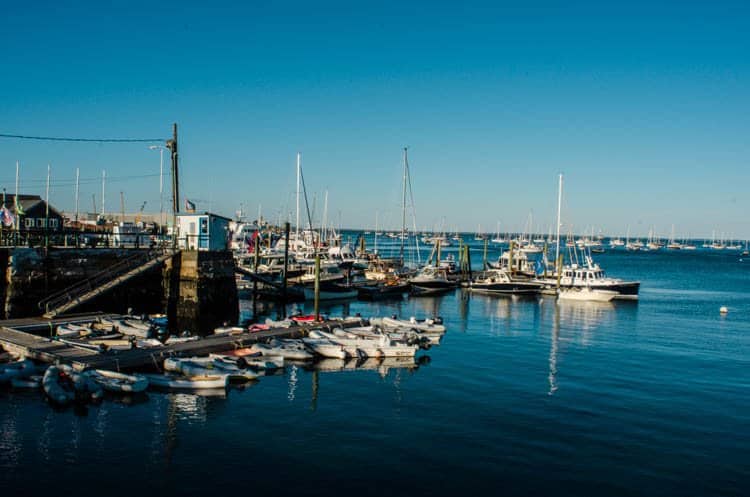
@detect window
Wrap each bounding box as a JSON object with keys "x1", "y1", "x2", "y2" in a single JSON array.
[
  {"x1": 24, "y1": 218, "x2": 34, "y2": 228},
  {"x1": 49, "y1": 219, "x2": 58, "y2": 228},
  {"x1": 37, "y1": 218, "x2": 46, "y2": 228}
]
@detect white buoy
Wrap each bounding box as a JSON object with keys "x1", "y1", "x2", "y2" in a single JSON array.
[{"x1": 719, "y1": 306, "x2": 728, "y2": 315}]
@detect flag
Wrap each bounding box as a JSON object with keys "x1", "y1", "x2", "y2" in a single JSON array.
[
  {"x1": 0, "y1": 205, "x2": 13, "y2": 227},
  {"x1": 185, "y1": 198, "x2": 196, "y2": 212},
  {"x1": 247, "y1": 230, "x2": 261, "y2": 252},
  {"x1": 14, "y1": 196, "x2": 24, "y2": 216}
]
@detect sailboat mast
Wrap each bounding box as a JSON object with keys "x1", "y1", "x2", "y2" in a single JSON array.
[
  {"x1": 400, "y1": 147, "x2": 408, "y2": 264},
  {"x1": 555, "y1": 173, "x2": 563, "y2": 266},
  {"x1": 296, "y1": 153, "x2": 301, "y2": 240}
]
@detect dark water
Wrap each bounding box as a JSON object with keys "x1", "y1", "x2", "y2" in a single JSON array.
[{"x1": 1, "y1": 247, "x2": 749, "y2": 496}]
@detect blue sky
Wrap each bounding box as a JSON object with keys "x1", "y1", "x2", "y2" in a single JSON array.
[{"x1": 1, "y1": 1, "x2": 748, "y2": 239}]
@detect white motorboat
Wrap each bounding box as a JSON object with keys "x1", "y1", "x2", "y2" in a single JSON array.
[{"x1": 557, "y1": 287, "x2": 618, "y2": 302}]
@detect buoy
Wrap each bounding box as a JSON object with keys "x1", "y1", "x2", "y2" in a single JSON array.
[{"x1": 720, "y1": 306, "x2": 728, "y2": 314}]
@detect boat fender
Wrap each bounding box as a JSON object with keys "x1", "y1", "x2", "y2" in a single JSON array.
[{"x1": 356, "y1": 348, "x2": 367, "y2": 360}]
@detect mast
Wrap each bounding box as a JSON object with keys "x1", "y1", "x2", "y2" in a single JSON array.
[
  {"x1": 374, "y1": 210, "x2": 379, "y2": 254},
  {"x1": 295, "y1": 152, "x2": 301, "y2": 240},
  {"x1": 400, "y1": 147, "x2": 408, "y2": 264},
  {"x1": 101, "y1": 170, "x2": 106, "y2": 219},
  {"x1": 74, "y1": 167, "x2": 80, "y2": 225},
  {"x1": 555, "y1": 173, "x2": 563, "y2": 267},
  {"x1": 322, "y1": 190, "x2": 328, "y2": 243},
  {"x1": 14, "y1": 161, "x2": 19, "y2": 233}
]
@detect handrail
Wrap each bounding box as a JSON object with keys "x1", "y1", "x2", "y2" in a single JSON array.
[{"x1": 39, "y1": 249, "x2": 175, "y2": 312}]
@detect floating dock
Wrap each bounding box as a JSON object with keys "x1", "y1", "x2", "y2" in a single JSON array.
[{"x1": 0, "y1": 313, "x2": 360, "y2": 372}]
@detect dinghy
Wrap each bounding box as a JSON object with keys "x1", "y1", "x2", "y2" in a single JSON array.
[
  {"x1": 143, "y1": 373, "x2": 228, "y2": 390},
  {"x1": 0, "y1": 359, "x2": 39, "y2": 383},
  {"x1": 300, "y1": 337, "x2": 349, "y2": 359},
  {"x1": 372, "y1": 316, "x2": 447, "y2": 334},
  {"x1": 249, "y1": 339, "x2": 313, "y2": 361},
  {"x1": 209, "y1": 351, "x2": 284, "y2": 370},
  {"x1": 43, "y1": 365, "x2": 76, "y2": 405},
  {"x1": 163, "y1": 357, "x2": 259, "y2": 381},
  {"x1": 90, "y1": 369, "x2": 149, "y2": 393},
  {"x1": 43, "y1": 365, "x2": 103, "y2": 404},
  {"x1": 309, "y1": 329, "x2": 418, "y2": 358},
  {"x1": 11, "y1": 375, "x2": 42, "y2": 389}
]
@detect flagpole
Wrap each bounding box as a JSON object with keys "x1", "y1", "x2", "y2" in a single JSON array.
[
  {"x1": 45, "y1": 164, "x2": 50, "y2": 247},
  {"x1": 15, "y1": 161, "x2": 20, "y2": 242},
  {"x1": 75, "y1": 167, "x2": 80, "y2": 225}
]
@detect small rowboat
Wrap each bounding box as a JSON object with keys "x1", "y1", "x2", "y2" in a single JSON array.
[
  {"x1": 142, "y1": 373, "x2": 228, "y2": 390},
  {"x1": 209, "y1": 351, "x2": 284, "y2": 370},
  {"x1": 373, "y1": 316, "x2": 447, "y2": 333},
  {"x1": 43, "y1": 365, "x2": 103, "y2": 404},
  {"x1": 163, "y1": 357, "x2": 259, "y2": 381},
  {"x1": 90, "y1": 369, "x2": 149, "y2": 393},
  {"x1": 250, "y1": 339, "x2": 313, "y2": 361}
]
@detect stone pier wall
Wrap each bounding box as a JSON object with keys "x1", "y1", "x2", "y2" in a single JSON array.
[
  {"x1": 1, "y1": 248, "x2": 164, "y2": 319},
  {"x1": 164, "y1": 251, "x2": 239, "y2": 335}
]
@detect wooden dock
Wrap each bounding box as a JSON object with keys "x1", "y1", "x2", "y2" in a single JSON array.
[{"x1": 0, "y1": 313, "x2": 364, "y2": 372}]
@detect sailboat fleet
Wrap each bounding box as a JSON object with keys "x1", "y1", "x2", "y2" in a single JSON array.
[{"x1": 230, "y1": 146, "x2": 746, "y2": 307}]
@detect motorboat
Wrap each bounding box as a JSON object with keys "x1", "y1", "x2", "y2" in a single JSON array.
[
  {"x1": 469, "y1": 269, "x2": 543, "y2": 295},
  {"x1": 557, "y1": 287, "x2": 618, "y2": 302}
]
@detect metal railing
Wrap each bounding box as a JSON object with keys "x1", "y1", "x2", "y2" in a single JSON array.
[{"x1": 38, "y1": 248, "x2": 174, "y2": 314}]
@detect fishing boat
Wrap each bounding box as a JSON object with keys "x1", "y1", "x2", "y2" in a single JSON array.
[
  {"x1": 90, "y1": 369, "x2": 149, "y2": 393},
  {"x1": 356, "y1": 279, "x2": 410, "y2": 300},
  {"x1": 143, "y1": 373, "x2": 228, "y2": 390},
  {"x1": 470, "y1": 268, "x2": 543, "y2": 295},
  {"x1": 409, "y1": 265, "x2": 455, "y2": 294},
  {"x1": 557, "y1": 287, "x2": 618, "y2": 302}
]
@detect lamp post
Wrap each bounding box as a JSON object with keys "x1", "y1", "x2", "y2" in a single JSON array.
[{"x1": 148, "y1": 145, "x2": 166, "y2": 232}]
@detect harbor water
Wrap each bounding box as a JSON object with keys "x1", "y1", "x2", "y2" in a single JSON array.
[{"x1": 1, "y1": 247, "x2": 748, "y2": 496}]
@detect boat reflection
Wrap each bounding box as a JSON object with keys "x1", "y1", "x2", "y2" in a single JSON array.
[{"x1": 306, "y1": 355, "x2": 423, "y2": 378}]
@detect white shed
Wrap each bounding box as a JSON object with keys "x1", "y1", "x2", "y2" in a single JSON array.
[{"x1": 177, "y1": 212, "x2": 231, "y2": 251}]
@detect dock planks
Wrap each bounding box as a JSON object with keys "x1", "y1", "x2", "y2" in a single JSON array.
[{"x1": 0, "y1": 314, "x2": 364, "y2": 372}]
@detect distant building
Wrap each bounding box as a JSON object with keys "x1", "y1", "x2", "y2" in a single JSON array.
[
  {"x1": 2, "y1": 195, "x2": 63, "y2": 232},
  {"x1": 177, "y1": 212, "x2": 231, "y2": 251}
]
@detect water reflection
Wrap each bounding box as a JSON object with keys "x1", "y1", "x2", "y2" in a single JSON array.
[
  {"x1": 306, "y1": 356, "x2": 421, "y2": 377},
  {"x1": 0, "y1": 401, "x2": 20, "y2": 470}
]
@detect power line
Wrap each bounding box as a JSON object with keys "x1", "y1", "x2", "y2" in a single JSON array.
[{"x1": 0, "y1": 133, "x2": 165, "y2": 143}]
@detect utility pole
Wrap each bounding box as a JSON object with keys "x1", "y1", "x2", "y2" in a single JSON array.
[
  {"x1": 166, "y1": 123, "x2": 179, "y2": 248},
  {"x1": 120, "y1": 191, "x2": 125, "y2": 225}
]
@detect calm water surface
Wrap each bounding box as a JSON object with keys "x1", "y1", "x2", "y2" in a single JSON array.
[{"x1": 1, "y1": 248, "x2": 748, "y2": 496}]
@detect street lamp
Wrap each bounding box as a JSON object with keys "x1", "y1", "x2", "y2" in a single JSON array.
[{"x1": 148, "y1": 145, "x2": 166, "y2": 230}]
